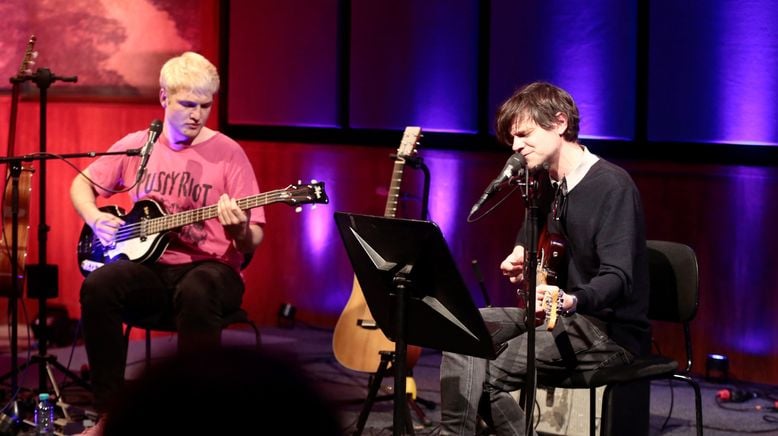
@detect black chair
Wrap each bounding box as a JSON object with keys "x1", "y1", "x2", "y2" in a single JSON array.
[
  {"x1": 123, "y1": 308, "x2": 261, "y2": 370},
  {"x1": 536, "y1": 240, "x2": 703, "y2": 436}
]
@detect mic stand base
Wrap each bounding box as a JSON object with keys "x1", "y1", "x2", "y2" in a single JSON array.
[{"x1": 0, "y1": 353, "x2": 92, "y2": 422}]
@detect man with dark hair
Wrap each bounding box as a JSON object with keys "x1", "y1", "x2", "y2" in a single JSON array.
[{"x1": 439, "y1": 81, "x2": 650, "y2": 435}]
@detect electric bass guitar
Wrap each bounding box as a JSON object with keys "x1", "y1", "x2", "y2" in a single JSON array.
[
  {"x1": 332, "y1": 127, "x2": 423, "y2": 373},
  {"x1": 76, "y1": 181, "x2": 328, "y2": 277}
]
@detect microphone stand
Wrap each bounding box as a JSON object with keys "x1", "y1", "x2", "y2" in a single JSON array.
[
  {"x1": 0, "y1": 65, "x2": 138, "y2": 420},
  {"x1": 517, "y1": 170, "x2": 540, "y2": 434},
  {"x1": 395, "y1": 153, "x2": 438, "y2": 415},
  {"x1": 467, "y1": 157, "x2": 539, "y2": 432},
  {"x1": 0, "y1": 149, "x2": 137, "y2": 416}
]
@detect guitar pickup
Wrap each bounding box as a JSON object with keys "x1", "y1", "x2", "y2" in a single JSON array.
[{"x1": 357, "y1": 319, "x2": 378, "y2": 329}]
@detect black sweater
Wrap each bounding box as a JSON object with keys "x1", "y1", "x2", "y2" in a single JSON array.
[{"x1": 520, "y1": 159, "x2": 650, "y2": 356}]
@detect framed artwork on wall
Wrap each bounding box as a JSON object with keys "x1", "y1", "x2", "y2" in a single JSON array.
[{"x1": 0, "y1": 0, "x2": 203, "y2": 100}]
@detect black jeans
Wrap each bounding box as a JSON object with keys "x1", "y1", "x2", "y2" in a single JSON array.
[
  {"x1": 439, "y1": 307, "x2": 634, "y2": 435},
  {"x1": 79, "y1": 260, "x2": 244, "y2": 412}
]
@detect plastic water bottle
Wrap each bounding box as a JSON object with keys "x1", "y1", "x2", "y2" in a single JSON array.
[{"x1": 34, "y1": 393, "x2": 55, "y2": 435}]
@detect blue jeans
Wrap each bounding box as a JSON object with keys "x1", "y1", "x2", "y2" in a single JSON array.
[{"x1": 439, "y1": 307, "x2": 633, "y2": 435}]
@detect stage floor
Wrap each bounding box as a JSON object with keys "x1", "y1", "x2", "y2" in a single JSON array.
[{"x1": 0, "y1": 324, "x2": 776, "y2": 435}]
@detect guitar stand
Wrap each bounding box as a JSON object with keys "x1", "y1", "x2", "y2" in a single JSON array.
[{"x1": 353, "y1": 351, "x2": 427, "y2": 436}]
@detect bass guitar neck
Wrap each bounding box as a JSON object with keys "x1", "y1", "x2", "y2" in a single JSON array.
[{"x1": 77, "y1": 181, "x2": 328, "y2": 276}]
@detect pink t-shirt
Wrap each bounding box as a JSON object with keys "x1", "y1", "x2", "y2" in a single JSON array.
[{"x1": 87, "y1": 130, "x2": 265, "y2": 271}]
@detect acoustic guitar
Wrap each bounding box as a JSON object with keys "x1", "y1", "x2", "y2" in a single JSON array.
[
  {"x1": 76, "y1": 182, "x2": 328, "y2": 276},
  {"x1": 332, "y1": 127, "x2": 423, "y2": 373},
  {"x1": 0, "y1": 35, "x2": 37, "y2": 297}
]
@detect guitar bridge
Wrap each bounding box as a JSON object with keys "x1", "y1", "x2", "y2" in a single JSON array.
[{"x1": 139, "y1": 216, "x2": 148, "y2": 242}]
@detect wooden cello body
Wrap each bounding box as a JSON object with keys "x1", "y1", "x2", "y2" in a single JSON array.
[
  {"x1": 0, "y1": 169, "x2": 33, "y2": 296},
  {"x1": 0, "y1": 36, "x2": 36, "y2": 297}
]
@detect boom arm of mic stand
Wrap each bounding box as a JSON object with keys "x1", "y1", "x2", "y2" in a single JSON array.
[{"x1": 0, "y1": 148, "x2": 143, "y2": 165}]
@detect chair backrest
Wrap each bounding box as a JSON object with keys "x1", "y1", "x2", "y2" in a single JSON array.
[{"x1": 646, "y1": 240, "x2": 699, "y2": 323}]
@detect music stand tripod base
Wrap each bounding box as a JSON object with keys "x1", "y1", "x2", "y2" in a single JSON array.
[{"x1": 335, "y1": 212, "x2": 505, "y2": 436}]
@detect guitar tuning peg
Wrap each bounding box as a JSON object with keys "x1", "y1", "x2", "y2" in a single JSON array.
[
  {"x1": 297, "y1": 179, "x2": 302, "y2": 185},
  {"x1": 310, "y1": 179, "x2": 318, "y2": 183},
  {"x1": 295, "y1": 206, "x2": 302, "y2": 213}
]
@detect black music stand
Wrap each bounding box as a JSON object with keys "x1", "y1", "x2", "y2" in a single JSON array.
[{"x1": 334, "y1": 212, "x2": 505, "y2": 436}]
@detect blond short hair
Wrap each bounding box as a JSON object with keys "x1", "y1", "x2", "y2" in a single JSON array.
[{"x1": 159, "y1": 51, "x2": 220, "y2": 96}]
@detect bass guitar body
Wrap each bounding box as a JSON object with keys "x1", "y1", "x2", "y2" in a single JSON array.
[
  {"x1": 332, "y1": 126, "x2": 423, "y2": 373},
  {"x1": 77, "y1": 202, "x2": 168, "y2": 275}
]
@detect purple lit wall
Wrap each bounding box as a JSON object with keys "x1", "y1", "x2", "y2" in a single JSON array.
[
  {"x1": 489, "y1": 0, "x2": 638, "y2": 141},
  {"x1": 649, "y1": 0, "x2": 778, "y2": 145},
  {"x1": 349, "y1": 1, "x2": 480, "y2": 132},
  {"x1": 424, "y1": 151, "x2": 465, "y2": 236},
  {"x1": 227, "y1": 0, "x2": 778, "y2": 146},
  {"x1": 727, "y1": 167, "x2": 774, "y2": 355}
]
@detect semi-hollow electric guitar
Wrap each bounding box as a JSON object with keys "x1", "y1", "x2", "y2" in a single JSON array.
[
  {"x1": 76, "y1": 181, "x2": 328, "y2": 277},
  {"x1": 535, "y1": 229, "x2": 567, "y2": 330},
  {"x1": 332, "y1": 127, "x2": 423, "y2": 373}
]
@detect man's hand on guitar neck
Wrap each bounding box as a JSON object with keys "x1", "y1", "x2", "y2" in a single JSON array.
[{"x1": 217, "y1": 194, "x2": 264, "y2": 254}]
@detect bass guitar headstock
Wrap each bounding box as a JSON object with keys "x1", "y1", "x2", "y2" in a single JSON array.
[{"x1": 284, "y1": 180, "x2": 329, "y2": 212}]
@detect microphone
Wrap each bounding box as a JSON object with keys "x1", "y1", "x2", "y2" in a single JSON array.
[
  {"x1": 135, "y1": 119, "x2": 163, "y2": 184},
  {"x1": 468, "y1": 152, "x2": 526, "y2": 218}
]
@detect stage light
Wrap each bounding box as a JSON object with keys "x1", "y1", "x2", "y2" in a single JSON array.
[{"x1": 706, "y1": 353, "x2": 729, "y2": 382}]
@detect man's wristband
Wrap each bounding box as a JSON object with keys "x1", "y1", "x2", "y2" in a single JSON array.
[{"x1": 563, "y1": 293, "x2": 578, "y2": 316}]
